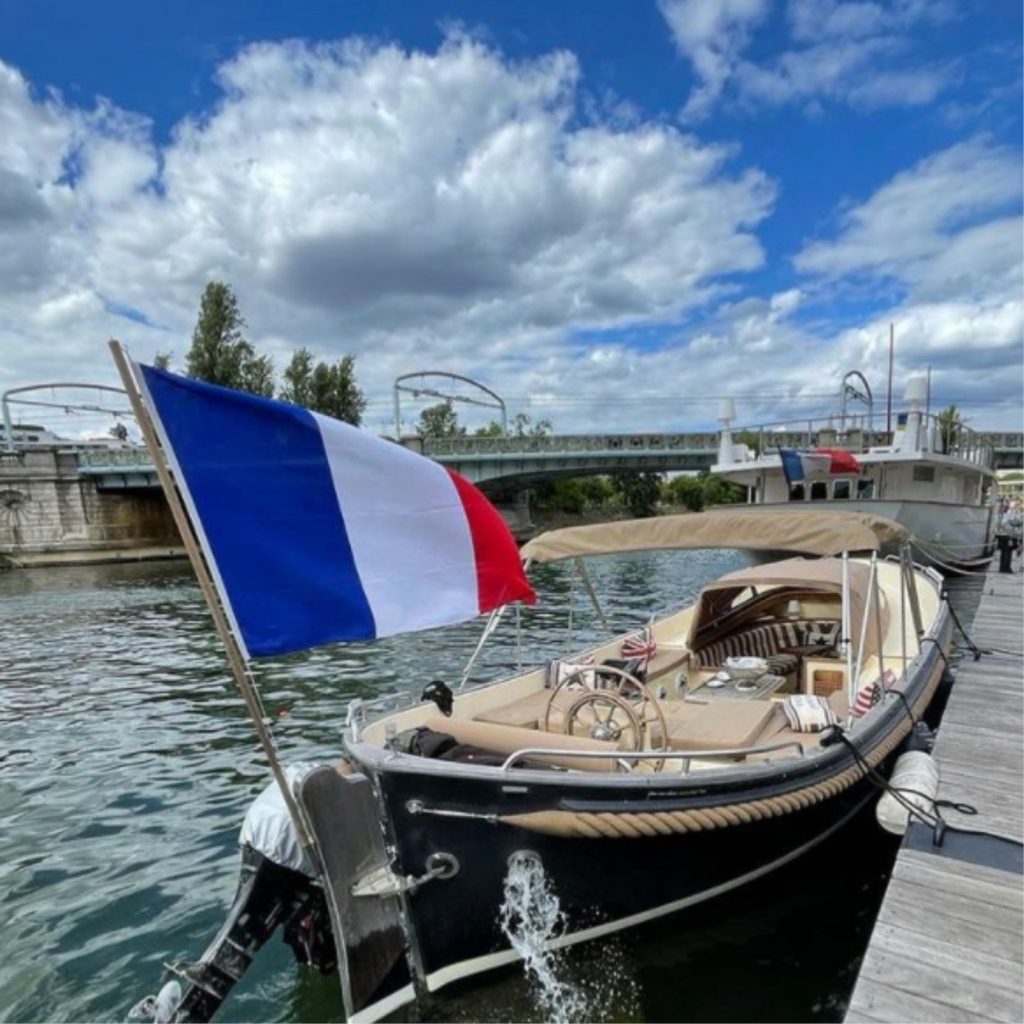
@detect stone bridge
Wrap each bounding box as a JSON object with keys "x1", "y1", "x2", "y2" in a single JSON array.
[
  {"x1": 2, "y1": 430, "x2": 1021, "y2": 563},
  {"x1": 72, "y1": 429, "x2": 1024, "y2": 493}
]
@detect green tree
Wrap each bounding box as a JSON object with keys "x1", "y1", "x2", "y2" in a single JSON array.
[
  {"x1": 418, "y1": 401, "x2": 466, "y2": 438},
  {"x1": 185, "y1": 281, "x2": 273, "y2": 396},
  {"x1": 734, "y1": 429, "x2": 762, "y2": 456},
  {"x1": 937, "y1": 404, "x2": 962, "y2": 454},
  {"x1": 473, "y1": 413, "x2": 553, "y2": 438},
  {"x1": 280, "y1": 349, "x2": 366, "y2": 425},
  {"x1": 311, "y1": 356, "x2": 366, "y2": 425},
  {"x1": 699, "y1": 469, "x2": 746, "y2": 507},
  {"x1": 473, "y1": 421, "x2": 504, "y2": 438},
  {"x1": 610, "y1": 471, "x2": 663, "y2": 517},
  {"x1": 280, "y1": 348, "x2": 315, "y2": 407},
  {"x1": 153, "y1": 350, "x2": 172, "y2": 371},
  {"x1": 664, "y1": 473, "x2": 705, "y2": 511},
  {"x1": 239, "y1": 351, "x2": 275, "y2": 399},
  {"x1": 108, "y1": 422, "x2": 129, "y2": 442},
  {"x1": 510, "y1": 412, "x2": 552, "y2": 439},
  {"x1": 578, "y1": 475, "x2": 614, "y2": 506}
]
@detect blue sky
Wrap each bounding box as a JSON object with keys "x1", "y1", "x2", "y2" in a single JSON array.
[{"x1": 1, "y1": 0, "x2": 1021, "y2": 433}]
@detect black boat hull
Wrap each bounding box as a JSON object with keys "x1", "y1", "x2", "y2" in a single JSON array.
[{"x1": 380, "y1": 768, "x2": 875, "y2": 987}]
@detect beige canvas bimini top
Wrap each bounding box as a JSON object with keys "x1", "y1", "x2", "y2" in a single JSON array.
[{"x1": 521, "y1": 508, "x2": 908, "y2": 564}]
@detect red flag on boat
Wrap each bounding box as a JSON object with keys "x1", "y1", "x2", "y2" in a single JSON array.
[
  {"x1": 813, "y1": 448, "x2": 861, "y2": 475},
  {"x1": 779, "y1": 448, "x2": 861, "y2": 481}
]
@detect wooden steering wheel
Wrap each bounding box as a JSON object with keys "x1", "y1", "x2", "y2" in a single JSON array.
[{"x1": 542, "y1": 663, "x2": 668, "y2": 771}]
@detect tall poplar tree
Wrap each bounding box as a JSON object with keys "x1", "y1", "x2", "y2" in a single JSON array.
[
  {"x1": 185, "y1": 282, "x2": 273, "y2": 397},
  {"x1": 280, "y1": 348, "x2": 366, "y2": 426}
]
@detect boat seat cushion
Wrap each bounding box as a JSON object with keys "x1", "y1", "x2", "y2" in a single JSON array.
[
  {"x1": 475, "y1": 689, "x2": 556, "y2": 729},
  {"x1": 477, "y1": 692, "x2": 779, "y2": 753},
  {"x1": 547, "y1": 658, "x2": 597, "y2": 687},
  {"x1": 782, "y1": 694, "x2": 838, "y2": 733},
  {"x1": 693, "y1": 620, "x2": 840, "y2": 668},
  {"x1": 479, "y1": 658, "x2": 650, "y2": 730},
  {"x1": 660, "y1": 698, "x2": 779, "y2": 751}
]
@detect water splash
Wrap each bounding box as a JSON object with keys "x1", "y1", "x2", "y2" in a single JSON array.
[{"x1": 499, "y1": 851, "x2": 589, "y2": 1023}]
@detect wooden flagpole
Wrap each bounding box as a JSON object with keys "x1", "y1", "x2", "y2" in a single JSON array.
[{"x1": 109, "y1": 340, "x2": 315, "y2": 852}]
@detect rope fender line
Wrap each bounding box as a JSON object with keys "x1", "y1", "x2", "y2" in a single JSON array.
[{"x1": 499, "y1": 650, "x2": 947, "y2": 839}]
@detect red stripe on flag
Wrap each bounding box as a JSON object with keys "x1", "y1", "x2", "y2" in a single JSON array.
[
  {"x1": 814, "y1": 448, "x2": 862, "y2": 475},
  {"x1": 448, "y1": 470, "x2": 537, "y2": 613}
]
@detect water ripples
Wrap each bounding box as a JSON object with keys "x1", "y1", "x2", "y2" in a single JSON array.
[{"x1": 1, "y1": 550, "x2": 972, "y2": 1023}]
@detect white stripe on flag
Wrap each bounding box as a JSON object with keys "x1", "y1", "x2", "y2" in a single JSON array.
[
  {"x1": 801, "y1": 453, "x2": 831, "y2": 476},
  {"x1": 313, "y1": 414, "x2": 480, "y2": 638}
]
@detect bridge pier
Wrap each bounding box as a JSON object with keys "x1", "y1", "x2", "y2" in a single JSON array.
[
  {"x1": 0, "y1": 447, "x2": 181, "y2": 568},
  {"x1": 492, "y1": 489, "x2": 533, "y2": 540}
]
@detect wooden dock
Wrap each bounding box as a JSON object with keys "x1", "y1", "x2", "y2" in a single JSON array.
[{"x1": 846, "y1": 563, "x2": 1024, "y2": 1024}]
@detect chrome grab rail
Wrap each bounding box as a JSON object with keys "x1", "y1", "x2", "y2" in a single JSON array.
[{"x1": 500, "y1": 738, "x2": 805, "y2": 773}]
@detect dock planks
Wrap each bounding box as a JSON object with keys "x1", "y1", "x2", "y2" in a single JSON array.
[{"x1": 846, "y1": 563, "x2": 1024, "y2": 1024}]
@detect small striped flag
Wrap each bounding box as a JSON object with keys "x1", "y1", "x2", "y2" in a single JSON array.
[
  {"x1": 621, "y1": 626, "x2": 658, "y2": 663},
  {"x1": 851, "y1": 668, "x2": 897, "y2": 718}
]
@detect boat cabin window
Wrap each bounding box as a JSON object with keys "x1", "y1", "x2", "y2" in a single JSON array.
[
  {"x1": 833, "y1": 479, "x2": 851, "y2": 500},
  {"x1": 913, "y1": 466, "x2": 935, "y2": 483},
  {"x1": 857, "y1": 478, "x2": 875, "y2": 498},
  {"x1": 789, "y1": 483, "x2": 806, "y2": 501},
  {"x1": 809, "y1": 481, "x2": 828, "y2": 500}
]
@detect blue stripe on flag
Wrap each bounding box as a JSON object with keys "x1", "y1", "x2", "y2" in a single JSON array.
[
  {"x1": 779, "y1": 448, "x2": 805, "y2": 482},
  {"x1": 140, "y1": 367, "x2": 376, "y2": 655}
]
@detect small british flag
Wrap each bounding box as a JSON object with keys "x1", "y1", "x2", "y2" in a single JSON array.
[{"x1": 621, "y1": 626, "x2": 658, "y2": 663}]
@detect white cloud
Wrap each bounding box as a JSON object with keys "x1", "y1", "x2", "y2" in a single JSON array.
[
  {"x1": 0, "y1": 36, "x2": 775, "y2": 433},
  {"x1": 658, "y1": 0, "x2": 769, "y2": 118},
  {"x1": 792, "y1": 138, "x2": 1022, "y2": 428},
  {"x1": 795, "y1": 139, "x2": 1021, "y2": 289},
  {"x1": 0, "y1": 35, "x2": 1017, "y2": 439},
  {"x1": 662, "y1": 0, "x2": 956, "y2": 118}
]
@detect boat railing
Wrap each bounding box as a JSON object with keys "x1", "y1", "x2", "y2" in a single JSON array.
[
  {"x1": 500, "y1": 738, "x2": 806, "y2": 774},
  {"x1": 731, "y1": 412, "x2": 994, "y2": 470}
]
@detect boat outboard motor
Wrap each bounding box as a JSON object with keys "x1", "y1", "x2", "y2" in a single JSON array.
[
  {"x1": 421, "y1": 679, "x2": 454, "y2": 716},
  {"x1": 129, "y1": 766, "x2": 336, "y2": 1023}
]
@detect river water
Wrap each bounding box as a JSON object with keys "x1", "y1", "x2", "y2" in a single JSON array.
[{"x1": 0, "y1": 552, "x2": 978, "y2": 1024}]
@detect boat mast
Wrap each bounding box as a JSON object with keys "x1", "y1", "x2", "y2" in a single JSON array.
[
  {"x1": 108, "y1": 340, "x2": 315, "y2": 853},
  {"x1": 886, "y1": 322, "x2": 895, "y2": 439}
]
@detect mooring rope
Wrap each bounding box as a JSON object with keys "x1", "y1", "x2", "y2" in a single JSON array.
[
  {"x1": 942, "y1": 592, "x2": 983, "y2": 660},
  {"x1": 824, "y1": 725, "x2": 1022, "y2": 849},
  {"x1": 911, "y1": 541, "x2": 994, "y2": 577}
]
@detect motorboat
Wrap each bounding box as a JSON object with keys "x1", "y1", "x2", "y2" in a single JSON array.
[
  {"x1": 139, "y1": 508, "x2": 952, "y2": 1024},
  {"x1": 711, "y1": 371, "x2": 998, "y2": 571}
]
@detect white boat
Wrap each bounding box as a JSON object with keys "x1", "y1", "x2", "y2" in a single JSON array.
[{"x1": 711, "y1": 372, "x2": 997, "y2": 570}]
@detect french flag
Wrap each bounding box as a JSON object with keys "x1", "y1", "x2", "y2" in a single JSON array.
[
  {"x1": 779, "y1": 447, "x2": 861, "y2": 482},
  {"x1": 137, "y1": 365, "x2": 535, "y2": 658}
]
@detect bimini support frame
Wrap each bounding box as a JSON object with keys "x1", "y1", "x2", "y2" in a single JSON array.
[
  {"x1": 575, "y1": 557, "x2": 610, "y2": 632},
  {"x1": 841, "y1": 552, "x2": 854, "y2": 709},
  {"x1": 108, "y1": 340, "x2": 315, "y2": 855}
]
